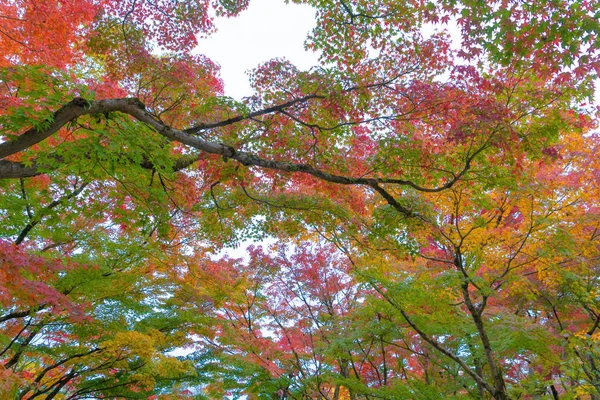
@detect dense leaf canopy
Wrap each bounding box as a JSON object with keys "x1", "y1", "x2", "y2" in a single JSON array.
[{"x1": 0, "y1": 0, "x2": 599, "y2": 398}]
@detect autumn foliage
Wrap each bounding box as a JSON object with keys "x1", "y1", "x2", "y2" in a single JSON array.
[{"x1": 0, "y1": 0, "x2": 599, "y2": 398}]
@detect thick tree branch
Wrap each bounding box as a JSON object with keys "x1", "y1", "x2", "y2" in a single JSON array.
[
  {"x1": 0, "y1": 97, "x2": 94, "y2": 159},
  {"x1": 0, "y1": 97, "x2": 474, "y2": 208},
  {"x1": 0, "y1": 160, "x2": 41, "y2": 178}
]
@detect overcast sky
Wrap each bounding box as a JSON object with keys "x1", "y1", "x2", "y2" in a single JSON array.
[{"x1": 195, "y1": 0, "x2": 320, "y2": 99}]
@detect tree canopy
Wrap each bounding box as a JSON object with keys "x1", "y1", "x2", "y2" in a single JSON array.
[{"x1": 1, "y1": 0, "x2": 599, "y2": 398}]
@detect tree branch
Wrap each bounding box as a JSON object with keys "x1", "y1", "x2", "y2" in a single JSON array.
[
  {"x1": 371, "y1": 283, "x2": 497, "y2": 396},
  {"x1": 15, "y1": 181, "x2": 90, "y2": 245},
  {"x1": 1, "y1": 97, "x2": 476, "y2": 213},
  {"x1": 184, "y1": 94, "x2": 325, "y2": 134}
]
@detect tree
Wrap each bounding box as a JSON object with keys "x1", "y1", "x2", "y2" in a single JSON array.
[{"x1": 1, "y1": 0, "x2": 599, "y2": 398}]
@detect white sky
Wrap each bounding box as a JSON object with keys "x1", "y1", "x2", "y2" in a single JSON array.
[
  {"x1": 197, "y1": 3, "x2": 598, "y2": 106},
  {"x1": 195, "y1": 0, "x2": 320, "y2": 99}
]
